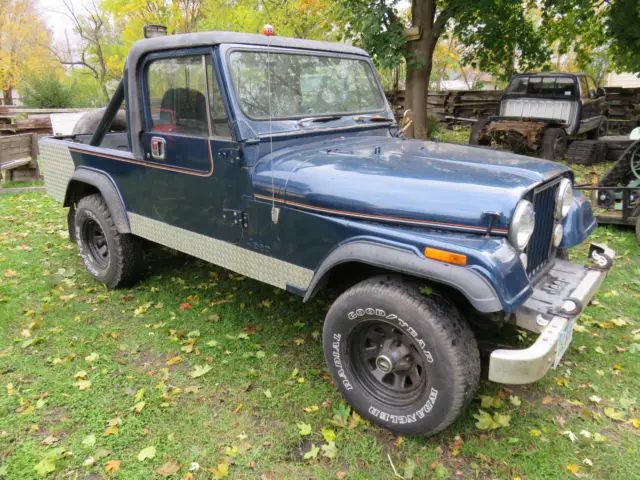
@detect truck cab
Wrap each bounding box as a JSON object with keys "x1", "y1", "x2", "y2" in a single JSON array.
[{"x1": 40, "y1": 32, "x2": 614, "y2": 437}]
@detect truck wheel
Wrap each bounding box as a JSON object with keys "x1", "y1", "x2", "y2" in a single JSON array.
[
  {"x1": 542, "y1": 128, "x2": 568, "y2": 161},
  {"x1": 75, "y1": 194, "x2": 143, "y2": 288},
  {"x1": 322, "y1": 276, "x2": 480, "y2": 436},
  {"x1": 469, "y1": 118, "x2": 491, "y2": 146},
  {"x1": 72, "y1": 108, "x2": 127, "y2": 135}
]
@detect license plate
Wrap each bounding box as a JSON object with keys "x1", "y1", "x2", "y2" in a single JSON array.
[{"x1": 554, "y1": 317, "x2": 576, "y2": 368}]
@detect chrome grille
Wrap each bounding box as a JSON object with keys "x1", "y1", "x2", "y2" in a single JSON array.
[{"x1": 526, "y1": 181, "x2": 559, "y2": 277}]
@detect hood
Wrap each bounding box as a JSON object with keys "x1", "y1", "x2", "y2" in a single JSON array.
[{"x1": 253, "y1": 136, "x2": 569, "y2": 233}]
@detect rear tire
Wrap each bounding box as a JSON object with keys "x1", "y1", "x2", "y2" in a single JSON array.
[
  {"x1": 322, "y1": 276, "x2": 480, "y2": 436},
  {"x1": 75, "y1": 194, "x2": 143, "y2": 288},
  {"x1": 542, "y1": 128, "x2": 568, "y2": 161}
]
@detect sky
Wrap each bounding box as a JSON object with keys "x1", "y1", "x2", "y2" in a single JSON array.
[{"x1": 38, "y1": 0, "x2": 91, "y2": 44}]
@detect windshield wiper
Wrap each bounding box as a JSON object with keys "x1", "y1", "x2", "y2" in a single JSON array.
[
  {"x1": 353, "y1": 114, "x2": 394, "y2": 122},
  {"x1": 297, "y1": 115, "x2": 343, "y2": 126}
]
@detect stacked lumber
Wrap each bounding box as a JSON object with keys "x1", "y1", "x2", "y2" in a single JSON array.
[
  {"x1": 386, "y1": 90, "x2": 501, "y2": 124},
  {"x1": 0, "y1": 107, "x2": 53, "y2": 136},
  {"x1": 604, "y1": 87, "x2": 640, "y2": 134}
]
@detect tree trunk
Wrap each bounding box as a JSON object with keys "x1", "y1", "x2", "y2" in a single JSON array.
[
  {"x1": 405, "y1": 0, "x2": 439, "y2": 139},
  {"x1": 3, "y1": 87, "x2": 14, "y2": 106}
]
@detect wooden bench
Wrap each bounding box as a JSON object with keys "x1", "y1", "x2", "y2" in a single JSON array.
[{"x1": 0, "y1": 133, "x2": 41, "y2": 182}]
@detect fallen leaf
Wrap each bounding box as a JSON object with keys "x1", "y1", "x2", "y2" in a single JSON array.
[
  {"x1": 132, "y1": 401, "x2": 145, "y2": 413},
  {"x1": 40, "y1": 435, "x2": 59, "y2": 445},
  {"x1": 210, "y1": 461, "x2": 229, "y2": 479},
  {"x1": 604, "y1": 407, "x2": 625, "y2": 421},
  {"x1": 628, "y1": 418, "x2": 640, "y2": 429},
  {"x1": 298, "y1": 423, "x2": 312, "y2": 436},
  {"x1": 188, "y1": 364, "x2": 212, "y2": 378},
  {"x1": 4, "y1": 270, "x2": 16, "y2": 277},
  {"x1": 75, "y1": 379, "x2": 92, "y2": 390},
  {"x1": 321, "y1": 428, "x2": 336, "y2": 442},
  {"x1": 566, "y1": 464, "x2": 580, "y2": 474},
  {"x1": 157, "y1": 459, "x2": 180, "y2": 477},
  {"x1": 179, "y1": 303, "x2": 192, "y2": 310},
  {"x1": 104, "y1": 425, "x2": 119, "y2": 436},
  {"x1": 542, "y1": 396, "x2": 553, "y2": 405},
  {"x1": 303, "y1": 444, "x2": 320, "y2": 460},
  {"x1": 321, "y1": 441, "x2": 337, "y2": 459},
  {"x1": 509, "y1": 395, "x2": 522, "y2": 407},
  {"x1": 85, "y1": 352, "x2": 99, "y2": 363},
  {"x1": 105, "y1": 459, "x2": 121, "y2": 472},
  {"x1": 137, "y1": 446, "x2": 156, "y2": 461}
]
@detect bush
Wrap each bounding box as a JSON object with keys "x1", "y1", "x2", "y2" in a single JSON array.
[{"x1": 21, "y1": 75, "x2": 75, "y2": 108}]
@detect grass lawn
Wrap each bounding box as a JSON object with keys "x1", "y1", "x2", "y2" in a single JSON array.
[{"x1": 1, "y1": 138, "x2": 639, "y2": 479}]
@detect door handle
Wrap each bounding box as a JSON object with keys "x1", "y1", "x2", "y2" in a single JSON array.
[{"x1": 151, "y1": 136, "x2": 166, "y2": 161}]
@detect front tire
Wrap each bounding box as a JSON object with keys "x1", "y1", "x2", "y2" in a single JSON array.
[
  {"x1": 542, "y1": 127, "x2": 568, "y2": 161},
  {"x1": 75, "y1": 194, "x2": 143, "y2": 288},
  {"x1": 322, "y1": 276, "x2": 480, "y2": 436}
]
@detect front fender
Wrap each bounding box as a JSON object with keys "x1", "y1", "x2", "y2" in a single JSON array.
[
  {"x1": 560, "y1": 191, "x2": 597, "y2": 249},
  {"x1": 305, "y1": 224, "x2": 533, "y2": 313}
]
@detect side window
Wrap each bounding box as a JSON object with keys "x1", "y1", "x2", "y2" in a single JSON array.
[
  {"x1": 146, "y1": 55, "x2": 209, "y2": 136},
  {"x1": 579, "y1": 77, "x2": 590, "y2": 98},
  {"x1": 206, "y1": 62, "x2": 231, "y2": 138}
]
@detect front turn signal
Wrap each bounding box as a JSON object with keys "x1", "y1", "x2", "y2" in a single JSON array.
[{"x1": 424, "y1": 247, "x2": 467, "y2": 266}]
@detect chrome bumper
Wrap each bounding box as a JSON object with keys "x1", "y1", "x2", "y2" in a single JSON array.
[{"x1": 488, "y1": 243, "x2": 615, "y2": 385}]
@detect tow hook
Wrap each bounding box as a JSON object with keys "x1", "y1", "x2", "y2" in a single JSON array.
[{"x1": 588, "y1": 243, "x2": 614, "y2": 270}]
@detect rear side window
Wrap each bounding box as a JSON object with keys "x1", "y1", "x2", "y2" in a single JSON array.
[{"x1": 146, "y1": 55, "x2": 229, "y2": 137}]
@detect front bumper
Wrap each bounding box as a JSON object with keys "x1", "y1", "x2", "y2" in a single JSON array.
[{"x1": 488, "y1": 243, "x2": 615, "y2": 384}]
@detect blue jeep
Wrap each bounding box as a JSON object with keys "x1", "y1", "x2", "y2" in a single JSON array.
[{"x1": 40, "y1": 31, "x2": 614, "y2": 436}]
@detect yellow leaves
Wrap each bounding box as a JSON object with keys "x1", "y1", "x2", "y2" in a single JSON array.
[
  {"x1": 542, "y1": 396, "x2": 553, "y2": 405},
  {"x1": 303, "y1": 405, "x2": 319, "y2": 413},
  {"x1": 131, "y1": 401, "x2": 146, "y2": 413},
  {"x1": 604, "y1": 407, "x2": 625, "y2": 421},
  {"x1": 298, "y1": 423, "x2": 312, "y2": 436},
  {"x1": 4, "y1": 269, "x2": 16, "y2": 277},
  {"x1": 566, "y1": 464, "x2": 580, "y2": 474},
  {"x1": 552, "y1": 377, "x2": 569, "y2": 387},
  {"x1": 210, "y1": 461, "x2": 229, "y2": 479},
  {"x1": 75, "y1": 380, "x2": 92, "y2": 390},
  {"x1": 473, "y1": 410, "x2": 511, "y2": 430},
  {"x1": 105, "y1": 459, "x2": 121, "y2": 472},
  {"x1": 134, "y1": 302, "x2": 153, "y2": 317},
  {"x1": 137, "y1": 446, "x2": 156, "y2": 461},
  {"x1": 321, "y1": 428, "x2": 336, "y2": 442},
  {"x1": 188, "y1": 364, "x2": 212, "y2": 378},
  {"x1": 627, "y1": 418, "x2": 640, "y2": 429},
  {"x1": 529, "y1": 428, "x2": 542, "y2": 437},
  {"x1": 85, "y1": 352, "x2": 99, "y2": 363},
  {"x1": 104, "y1": 425, "x2": 119, "y2": 436},
  {"x1": 166, "y1": 355, "x2": 183, "y2": 366},
  {"x1": 479, "y1": 395, "x2": 503, "y2": 409}
]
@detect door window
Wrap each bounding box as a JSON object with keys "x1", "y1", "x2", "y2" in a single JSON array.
[
  {"x1": 579, "y1": 77, "x2": 590, "y2": 98},
  {"x1": 586, "y1": 77, "x2": 598, "y2": 98},
  {"x1": 146, "y1": 54, "x2": 230, "y2": 137}
]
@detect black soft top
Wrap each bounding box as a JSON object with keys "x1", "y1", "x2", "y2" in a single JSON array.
[{"x1": 126, "y1": 31, "x2": 368, "y2": 70}]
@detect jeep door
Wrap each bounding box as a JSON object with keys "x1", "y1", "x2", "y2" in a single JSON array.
[{"x1": 139, "y1": 49, "x2": 245, "y2": 242}]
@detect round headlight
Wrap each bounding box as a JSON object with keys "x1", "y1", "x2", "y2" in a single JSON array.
[
  {"x1": 553, "y1": 223, "x2": 564, "y2": 247},
  {"x1": 556, "y1": 178, "x2": 573, "y2": 219},
  {"x1": 509, "y1": 200, "x2": 535, "y2": 251}
]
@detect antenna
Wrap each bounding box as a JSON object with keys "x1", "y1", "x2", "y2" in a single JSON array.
[{"x1": 263, "y1": 24, "x2": 279, "y2": 224}]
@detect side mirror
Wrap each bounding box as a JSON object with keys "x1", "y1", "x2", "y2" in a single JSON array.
[{"x1": 597, "y1": 87, "x2": 606, "y2": 98}]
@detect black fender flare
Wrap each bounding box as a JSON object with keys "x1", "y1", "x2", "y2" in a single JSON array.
[
  {"x1": 63, "y1": 167, "x2": 131, "y2": 234},
  {"x1": 303, "y1": 240, "x2": 502, "y2": 313}
]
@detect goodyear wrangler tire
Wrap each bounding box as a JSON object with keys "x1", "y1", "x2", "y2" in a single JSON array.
[
  {"x1": 323, "y1": 276, "x2": 480, "y2": 436},
  {"x1": 75, "y1": 194, "x2": 142, "y2": 288}
]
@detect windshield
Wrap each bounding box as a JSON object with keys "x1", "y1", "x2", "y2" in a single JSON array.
[{"x1": 228, "y1": 50, "x2": 386, "y2": 120}]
